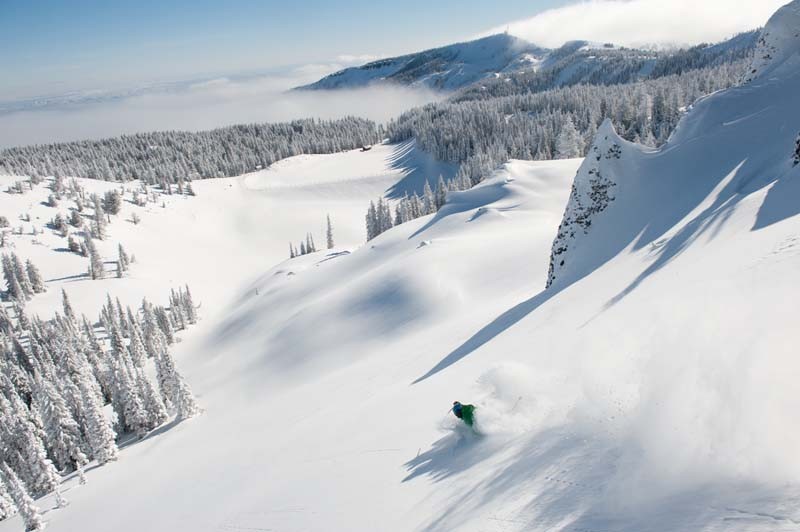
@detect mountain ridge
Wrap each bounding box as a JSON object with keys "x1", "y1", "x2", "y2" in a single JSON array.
[{"x1": 296, "y1": 31, "x2": 758, "y2": 93}]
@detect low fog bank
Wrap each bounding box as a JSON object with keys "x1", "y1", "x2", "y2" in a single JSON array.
[{"x1": 0, "y1": 74, "x2": 442, "y2": 148}]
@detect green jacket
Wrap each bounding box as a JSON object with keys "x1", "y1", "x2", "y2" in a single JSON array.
[{"x1": 459, "y1": 404, "x2": 476, "y2": 426}]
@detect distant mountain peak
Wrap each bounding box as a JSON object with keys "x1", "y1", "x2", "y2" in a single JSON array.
[{"x1": 295, "y1": 34, "x2": 548, "y2": 92}]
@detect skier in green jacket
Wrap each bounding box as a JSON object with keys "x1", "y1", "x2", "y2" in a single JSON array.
[{"x1": 452, "y1": 401, "x2": 476, "y2": 427}]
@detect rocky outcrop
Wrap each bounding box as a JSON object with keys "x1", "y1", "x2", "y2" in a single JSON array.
[{"x1": 546, "y1": 119, "x2": 622, "y2": 288}]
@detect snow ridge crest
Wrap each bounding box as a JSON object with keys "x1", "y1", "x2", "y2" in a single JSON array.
[
  {"x1": 745, "y1": 0, "x2": 800, "y2": 82},
  {"x1": 546, "y1": 119, "x2": 623, "y2": 288}
]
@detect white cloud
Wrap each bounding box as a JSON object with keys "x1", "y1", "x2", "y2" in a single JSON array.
[
  {"x1": 0, "y1": 74, "x2": 442, "y2": 148},
  {"x1": 487, "y1": 0, "x2": 787, "y2": 49},
  {"x1": 336, "y1": 54, "x2": 381, "y2": 65}
]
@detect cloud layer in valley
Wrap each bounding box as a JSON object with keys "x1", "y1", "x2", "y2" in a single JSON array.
[
  {"x1": 488, "y1": 0, "x2": 787, "y2": 49},
  {"x1": 0, "y1": 69, "x2": 438, "y2": 148}
]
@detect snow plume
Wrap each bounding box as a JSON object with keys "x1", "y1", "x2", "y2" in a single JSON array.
[
  {"x1": 462, "y1": 344, "x2": 800, "y2": 506},
  {"x1": 487, "y1": 0, "x2": 787, "y2": 49},
  {"x1": 465, "y1": 363, "x2": 578, "y2": 436},
  {"x1": 0, "y1": 76, "x2": 441, "y2": 148}
]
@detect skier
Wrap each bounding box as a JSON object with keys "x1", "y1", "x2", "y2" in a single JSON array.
[{"x1": 452, "y1": 401, "x2": 475, "y2": 427}]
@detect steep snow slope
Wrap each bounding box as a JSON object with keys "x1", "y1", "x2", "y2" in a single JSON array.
[
  {"x1": 3, "y1": 4, "x2": 800, "y2": 531},
  {"x1": 548, "y1": 0, "x2": 800, "y2": 290}
]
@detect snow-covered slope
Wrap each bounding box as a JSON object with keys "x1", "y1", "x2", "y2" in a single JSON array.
[
  {"x1": 0, "y1": 142, "x2": 450, "y2": 324},
  {"x1": 3, "y1": 3, "x2": 800, "y2": 531},
  {"x1": 298, "y1": 32, "x2": 758, "y2": 94},
  {"x1": 297, "y1": 34, "x2": 548, "y2": 91},
  {"x1": 548, "y1": 0, "x2": 800, "y2": 290}
]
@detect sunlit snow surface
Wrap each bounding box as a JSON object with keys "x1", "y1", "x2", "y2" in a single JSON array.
[{"x1": 2, "y1": 4, "x2": 800, "y2": 527}]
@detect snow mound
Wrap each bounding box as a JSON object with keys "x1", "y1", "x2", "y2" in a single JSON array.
[{"x1": 746, "y1": 0, "x2": 800, "y2": 82}]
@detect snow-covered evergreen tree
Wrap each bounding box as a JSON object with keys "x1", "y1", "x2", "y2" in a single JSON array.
[
  {"x1": 32, "y1": 374, "x2": 87, "y2": 473},
  {"x1": 0, "y1": 463, "x2": 43, "y2": 532},
  {"x1": 182, "y1": 285, "x2": 197, "y2": 325},
  {"x1": 117, "y1": 244, "x2": 130, "y2": 275},
  {"x1": 326, "y1": 214, "x2": 335, "y2": 249},
  {"x1": 154, "y1": 347, "x2": 200, "y2": 420},
  {"x1": 102, "y1": 190, "x2": 122, "y2": 215},
  {"x1": 434, "y1": 175, "x2": 447, "y2": 210},
  {"x1": 154, "y1": 306, "x2": 175, "y2": 345},
  {"x1": 84, "y1": 233, "x2": 104, "y2": 280},
  {"x1": 12, "y1": 255, "x2": 34, "y2": 298},
  {"x1": 25, "y1": 260, "x2": 46, "y2": 294},
  {"x1": 78, "y1": 377, "x2": 118, "y2": 464},
  {"x1": 61, "y1": 289, "x2": 77, "y2": 327},
  {"x1": 0, "y1": 475, "x2": 15, "y2": 522},
  {"x1": 555, "y1": 117, "x2": 585, "y2": 159},
  {"x1": 422, "y1": 180, "x2": 435, "y2": 215}
]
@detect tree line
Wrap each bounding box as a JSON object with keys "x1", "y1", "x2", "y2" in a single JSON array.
[{"x1": 0, "y1": 118, "x2": 381, "y2": 186}]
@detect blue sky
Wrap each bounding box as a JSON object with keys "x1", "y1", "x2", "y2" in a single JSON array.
[{"x1": 0, "y1": 0, "x2": 571, "y2": 100}]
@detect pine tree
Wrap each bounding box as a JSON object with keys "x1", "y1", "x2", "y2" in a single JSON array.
[
  {"x1": 422, "y1": 180, "x2": 435, "y2": 215},
  {"x1": 155, "y1": 347, "x2": 200, "y2": 420},
  {"x1": 128, "y1": 318, "x2": 147, "y2": 367},
  {"x1": 365, "y1": 201, "x2": 377, "y2": 241},
  {"x1": 102, "y1": 190, "x2": 122, "y2": 215},
  {"x1": 78, "y1": 377, "x2": 118, "y2": 464},
  {"x1": 134, "y1": 366, "x2": 168, "y2": 428},
  {"x1": 33, "y1": 374, "x2": 87, "y2": 473},
  {"x1": 91, "y1": 194, "x2": 107, "y2": 239},
  {"x1": 326, "y1": 215, "x2": 335, "y2": 249},
  {"x1": 0, "y1": 475, "x2": 15, "y2": 521},
  {"x1": 12, "y1": 254, "x2": 34, "y2": 298},
  {"x1": 117, "y1": 243, "x2": 130, "y2": 274},
  {"x1": 0, "y1": 393, "x2": 61, "y2": 497},
  {"x1": 434, "y1": 175, "x2": 447, "y2": 210},
  {"x1": 25, "y1": 260, "x2": 46, "y2": 294},
  {"x1": 154, "y1": 306, "x2": 175, "y2": 345},
  {"x1": 61, "y1": 289, "x2": 77, "y2": 326},
  {"x1": 0, "y1": 463, "x2": 44, "y2": 532},
  {"x1": 555, "y1": 116, "x2": 585, "y2": 159},
  {"x1": 112, "y1": 355, "x2": 148, "y2": 438},
  {"x1": 84, "y1": 233, "x2": 104, "y2": 280},
  {"x1": 182, "y1": 285, "x2": 197, "y2": 325}
]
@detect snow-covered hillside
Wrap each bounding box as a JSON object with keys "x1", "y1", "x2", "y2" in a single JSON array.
[
  {"x1": 297, "y1": 31, "x2": 757, "y2": 93},
  {"x1": 297, "y1": 33, "x2": 548, "y2": 92},
  {"x1": 0, "y1": 142, "x2": 452, "y2": 324},
  {"x1": 2, "y1": 2, "x2": 800, "y2": 531}
]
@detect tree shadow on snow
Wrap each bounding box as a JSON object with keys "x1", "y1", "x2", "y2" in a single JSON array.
[
  {"x1": 413, "y1": 288, "x2": 558, "y2": 383},
  {"x1": 408, "y1": 426, "x2": 758, "y2": 532},
  {"x1": 384, "y1": 140, "x2": 458, "y2": 200},
  {"x1": 606, "y1": 159, "x2": 800, "y2": 310}
]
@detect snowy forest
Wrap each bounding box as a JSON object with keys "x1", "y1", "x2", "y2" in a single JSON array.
[
  {"x1": 387, "y1": 61, "x2": 750, "y2": 187},
  {"x1": 0, "y1": 118, "x2": 381, "y2": 185},
  {"x1": 0, "y1": 284, "x2": 200, "y2": 527},
  {"x1": 363, "y1": 44, "x2": 755, "y2": 240}
]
